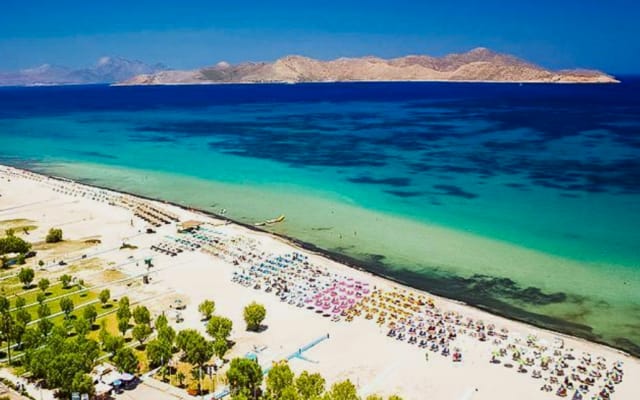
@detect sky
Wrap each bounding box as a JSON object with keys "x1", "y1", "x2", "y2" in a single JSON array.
[{"x1": 1, "y1": 0, "x2": 638, "y2": 74}]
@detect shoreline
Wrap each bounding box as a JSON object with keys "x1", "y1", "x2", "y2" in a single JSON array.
[
  {"x1": 112, "y1": 78, "x2": 621, "y2": 87},
  {"x1": 5, "y1": 162, "x2": 637, "y2": 360},
  {"x1": 0, "y1": 78, "x2": 620, "y2": 89},
  {"x1": 2, "y1": 162, "x2": 638, "y2": 400}
]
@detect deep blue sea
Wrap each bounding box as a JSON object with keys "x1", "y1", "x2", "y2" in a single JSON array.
[{"x1": 0, "y1": 80, "x2": 639, "y2": 354}]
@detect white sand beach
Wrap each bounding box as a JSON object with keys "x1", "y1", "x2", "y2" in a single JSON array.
[{"x1": 0, "y1": 164, "x2": 637, "y2": 400}]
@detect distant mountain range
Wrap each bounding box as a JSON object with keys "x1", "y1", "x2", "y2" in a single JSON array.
[
  {"x1": 120, "y1": 48, "x2": 618, "y2": 85},
  {"x1": 0, "y1": 57, "x2": 167, "y2": 86},
  {"x1": 0, "y1": 49, "x2": 617, "y2": 87}
]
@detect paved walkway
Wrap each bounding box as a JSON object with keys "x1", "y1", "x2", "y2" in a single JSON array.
[
  {"x1": 0, "y1": 368, "x2": 55, "y2": 400},
  {"x1": 119, "y1": 376, "x2": 198, "y2": 400}
]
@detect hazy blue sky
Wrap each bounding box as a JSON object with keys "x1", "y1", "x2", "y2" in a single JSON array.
[{"x1": 1, "y1": 1, "x2": 638, "y2": 73}]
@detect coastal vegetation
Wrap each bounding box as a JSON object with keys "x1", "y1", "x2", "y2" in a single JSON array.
[
  {"x1": 228, "y1": 359, "x2": 403, "y2": 400},
  {"x1": 199, "y1": 299, "x2": 216, "y2": 320},
  {"x1": 243, "y1": 302, "x2": 266, "y2": 331},
  {"x1": 17, "y1": 267, "x2": 35, "y2": 288},
  {"x1": 45, "y1": 228, "x2": 63, "y2": 244},
  {"x1": 0, "y1": 231, "x2": 31, "y2": 259}
]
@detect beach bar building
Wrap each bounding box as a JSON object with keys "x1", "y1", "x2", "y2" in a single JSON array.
[{"x1": 177, "y1": 220, "x2": 203, "y2": 233}]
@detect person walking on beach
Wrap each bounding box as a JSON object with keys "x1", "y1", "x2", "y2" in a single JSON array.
[{"x1": 425, "y1": 353, "x2": 429, "y2": 362}]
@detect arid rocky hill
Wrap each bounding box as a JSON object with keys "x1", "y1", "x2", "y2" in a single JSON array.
[{"x1": 120, "y1": 48, "x2": 617, "y2": 85}]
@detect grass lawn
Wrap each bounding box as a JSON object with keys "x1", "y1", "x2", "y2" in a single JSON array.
[
  {"x1": 11, "y1": 282, "x2": 78, "y2": 304},
  {"x1": 0, "y1": 218, "x2": 37, "y2": 233},
  {"x1": 87, "y1": 312, "x2": 151, "y2": 373},
  {"x1": 17, "y1": 287, "x2": 98, "y2": 320},
  {"x1": 156, "y1": 360, "x2": 223, "y2": 394}
]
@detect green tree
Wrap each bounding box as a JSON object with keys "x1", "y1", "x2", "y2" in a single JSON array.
[
  {"x1": 176, "y1": 371, "x2": 186, "y2": 388},
  {"x1": 365, "y1": 396, "x2": 383, "y2": 400},
  {"x1": 117, "y1": 297, "x2": 131, "y2": 321},
  {"x1": 14, "y1": 296, "x2": 26, "y2": 309},
  {"x1": 0, "y1": 296, "x2": 8, "y2": 313},
  {"x1": 38, "y1": 278, "x2": 50, "y2": 293},
  {"x1": 71, "y1": 372, "x2": 95, "y2": 397},
  {"x1": 0, "y1": 235, "x2": 31, "y2": 255},
  {"x1": 59, "y1": 274, "x2": 72, "y2": 289},
  {"x1": 0, "y1": 312, "x2": 14, "y2": 364},
  {"x1": 176, "y1": 329, "x2": 213, "y2": 392},
  {"x1": 198, "y1": 299, "x2": 216, "y2": 320},
  {"x1": 45, "y1": 228, "x2": 63, "y2": 243},
  {"x1": 132, "y1": 305, "x2": 151, "y2": 325},
  {"x1": 146, "y1": 338, "x2": 172, "y2": 368},
  {"x1": 36, "y1": 292, "x2": 46, "y2": 305},
  {"x1": 59, "y1": 297, "x2": 74, "y2": 319},
  {"x1": 132, "y1": 323, "x2": 152, "y2": 345},
  {"x1": 296, "y1": 371, "x2": 326, "y2": 400},
  {"x1": 5, "y1": 228, "x2": 15, "y2": 237},
  {"x1": 113, "y1": 347, "x2": 138, "y2": 373},
  {"x1": 82, "y1": 304, "x2": 98, "y2": 327},
  {"x1": 24, "y1": 332, "x2": 100, "y2": 398},
  {"x1": 98, "y1": 321, "x2": 109, "y2": 348},
  {"x1": 155, "y1": 313, "x2": 168, "y2": 330},
  {"x1": 266, "y1": 362, "x2": 295, "y2": 400},
  {"x1": 118, "y1": 317, "x2": 130, "y2": 337},
  {"x1": 243, "y1": 302, "x2": 266, "y2": 332},
  {"x1": 37, "y1": 303, "x2": 51, "y2": 319},
  {"x1": 327, "y1": 380, "x2": 359, "y2": 400},
  {"x1": 213, "y1": 337, "x2": 229, "y2": 360},
  {"x1": 280, "y1": 385, "x2": 301, "y2": 400},
  {"x1": 37, "y1": 317, "x2": 53, "y2": 337},
  {"x1": 74, "y1": 317, "x2": 91, "y2": 337},
  {"x1": 98, "y1": 288, "x2": 110, "y2": 307},
  {"x1": 22, "y1": 326, "x2": 42, "y2": 350},
  {"x1": 226, "y1": 358, "x2": 263, "y2": 400},
  {"x1": 387, "y1": 396, "x2": 403, "y2": 400},
  {"x1": 206, "y1": 315, "x2": 233, "y2": 340},
  {"x1": 103, "y1": 334, "x2": 125, "y2": 356},
  {"x1": 15, "y1": 308, "x2": 31, "y2": 325},
  {"x1": 17, "y1": 267, "x2": 35, "y2": 288},
  {"x1": 13, "y1": 308, "x2": 31, "y2": 346},
  {"x1": 176, "y1": 329, "x2": 213, "y2": 366},
  {"x1": 158, "y1": 325, "x2": 176, "y2": 346},
  {"x1": 12, "y1": 318, "x2": 28, "y2": 350},
  {"x1": 15, "y1": 253, "x2": 26, "y2": 265}
]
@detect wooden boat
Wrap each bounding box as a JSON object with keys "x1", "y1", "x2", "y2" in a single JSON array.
[{"x1": 254, "y1": 214, "x2": 285, "y2": 226}]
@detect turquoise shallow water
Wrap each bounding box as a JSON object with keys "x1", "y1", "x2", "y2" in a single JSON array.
[{"x1": 0, "y1": 82, "x2": 638, "y2": 355}]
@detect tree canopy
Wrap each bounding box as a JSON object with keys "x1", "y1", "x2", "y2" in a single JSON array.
[
  {"x1": 176, "y1": 329, "x2": 213, "y2": 368},
  {"x1": 326, "y1": 380, "x2": 359, "y2": 400},
  {"x1": 243, "y1": 302, "x2": 266, "y2": 331},
  {"x1": 206, "y1": 315, "x2": 233, "y2": 341},
  {"x1": 227, "y1": 357, "x2": 263, "y2": 400},
  {"x1": 98, "y1": 288, "x2": 110, "y2": 306},
  {"x1": 198, "y1": 299, "x2": 216, "y2": 320},
  {"x1": 59, "y1": 274, "x2": 72, "y2": 289},
  {"x1": 146, "y1": 338, "x2": 172, "y2": 368},
  {"x1": 296, "y1": 371, "x2": 326, "y2": 400},
  {"x1": 59, "y1": 297, "x2": 74, "y2": 319},
  {"x1": 0, "y1": 235, "x2": 31, "y2": 255},
  {"x1": 45, "y1": 228, "x2": 63, "y2": 243},
  {"x1": 132, "y1": 323, "x2": 152, "y2": 344},
  {"x1": 266, "y1": 362, "x2": 295, "y2": 400},
  {"x1": 24, "y1": 330, "x2": 100, "y2": 398},
  {"x1": 133, "y1": 305, "x2": 151, "y2": 325},
  {"x1": 113, "y1": 347, "x2": 138, "y2": 373},
  {"x1": 38, "y1": 278, "x2": 50, "y2": 293},
  {"x1": 18, "y1": 267, "x2": 35, "y2": 288}
]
